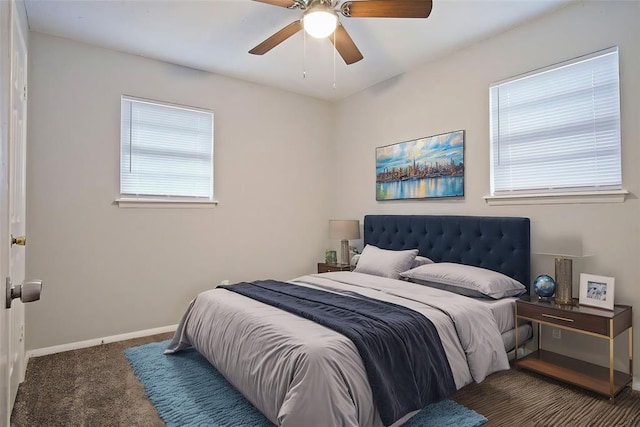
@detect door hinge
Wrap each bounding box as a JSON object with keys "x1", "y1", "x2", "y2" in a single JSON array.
[{"x1": 23, "y1": 85, "x2": 27, "y2": 101}]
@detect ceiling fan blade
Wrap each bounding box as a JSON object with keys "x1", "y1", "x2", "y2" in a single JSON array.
[
  {"x1": 341, "y1": 0, "x2": 433, "y2": 18},
  {"x1": 249, "y1": 20, "x2": 303, "y2": 55},
  {"x1": 330, "y1": 24, "x2": 363, "y2": 65},
  {"x1": 253, "y1": 0, "x2": 299, "y2": 8}
]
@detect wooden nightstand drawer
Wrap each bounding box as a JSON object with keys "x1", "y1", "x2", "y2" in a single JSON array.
[
  {"x1": 517, "y1": 302, "x2": 609, "y2": 336},
  {"x1": 317, "y1": 263, "x2": 352, "y2": 273}
]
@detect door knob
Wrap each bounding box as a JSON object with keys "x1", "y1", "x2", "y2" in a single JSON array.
[
  {"x1": 11, "y1": 235, "x2": 26, "y2": 246},
  {"x1": 5, "y1": 277, "x2": 43, "y2": 308}
]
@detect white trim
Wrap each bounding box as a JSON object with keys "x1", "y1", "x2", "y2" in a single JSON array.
[
  {"x1": 634, "y1": 377, "x2": 640, "y2": 391},
  {"x1": 121, "y1": 94, "x2": 212, "y2": 114},
  {"x1": 25, "y1": 324, "x2": 178, "y2": 360},
  {"x1": 490, "y1": 46, "x2": 618, "y2": 87},
  {"x1": 483, "y1": 189, "x2": 628, "y2": 206},
  {"x1": 115, "y1": 198, "x2": 219, "y2": 208}
]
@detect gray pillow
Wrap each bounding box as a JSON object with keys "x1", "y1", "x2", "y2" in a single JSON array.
[
  {"x1": 352, "y1": 254, "x2": 432, "y2": 269},
  {"x1": 354, "y1": 245, "x2": 418, "y2": 279},
  {"x1": 411, "y1": 256, "x2": 434, "y2": 269},
  {"x1": 400, "y1": 262, "x2": 526, "y2": 299}
]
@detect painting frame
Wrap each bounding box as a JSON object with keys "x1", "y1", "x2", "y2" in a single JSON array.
[
  {"x1": 579, "y1": 273, "x2": 615, "y2": 311},
  {"x1": 375, "y1": 130, "x2": 465, "y2": 201}
]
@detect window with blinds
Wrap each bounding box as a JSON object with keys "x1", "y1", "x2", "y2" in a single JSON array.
[
  {"x1": 489, "y1": 47, "x2": 621, "y2": 195},
  {"x1": 120, "y1": 96, "x2": 214, "y2": 200}
]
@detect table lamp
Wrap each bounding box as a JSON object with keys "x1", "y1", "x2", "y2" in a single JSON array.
[
  {"x1": 535, "y1": 252, "x2": 579, "y2": 305},
  {"x1": 329, "y1": 220, "x2": 360, "y2": 265}
]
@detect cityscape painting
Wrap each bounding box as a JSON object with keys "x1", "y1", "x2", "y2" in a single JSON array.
[{"x1": 376, "y1": 130, "x2": 464, "y2": 200}]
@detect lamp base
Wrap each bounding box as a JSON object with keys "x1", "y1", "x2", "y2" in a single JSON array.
[
  {"x1": 339, "y1": 240, "x2": 350, "y2": 265},
  {"x1": 554, "y1": 298, "x2": 576, "y2": 306},
  {"x1": 553, "y1": 257, "x2": 573, "y2": 306}
]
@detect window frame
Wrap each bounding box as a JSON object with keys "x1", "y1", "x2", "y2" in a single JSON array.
[
  {"x1": 486, "y1": 47, "x2": 627, "y2": 205},
  {"x1": 116, "y1": 95, "x2": 217, "y2": 208}
]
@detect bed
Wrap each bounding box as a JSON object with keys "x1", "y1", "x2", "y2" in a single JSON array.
[{"x1": 167, "y1": 215, "x2": 531, "y2": 427}]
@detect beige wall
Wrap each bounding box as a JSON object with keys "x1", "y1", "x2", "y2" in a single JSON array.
[
  {"x1": 25, "y1": 33, "x2": 334, "y2": 349},
  {"x1": 25, "y1": 0, "x2": 640, "y2": 388},
  {"x1": 332, "y1": 1, "x2": 639, "y2": 385}
]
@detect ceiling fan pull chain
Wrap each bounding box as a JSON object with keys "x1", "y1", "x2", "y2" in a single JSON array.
[
  {"x1": 332, "y1": 30, "x2": 336, "y2": 90},
  {"x1": 303, "y1": 27, "x2": 307, "y2": 79}
]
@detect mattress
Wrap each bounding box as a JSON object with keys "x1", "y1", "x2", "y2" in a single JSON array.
[
  {"x1": 502, "y1": 324, "x2": 532, "y2": 353},
  {"x1": 474, "y1": 297, "x2": 518, "y2": 334},
  {"x1": 446, "y1": 295, "x2": 532, "y2": 352},
  {"x1": 411, "y1": 291, "x2": 530, "y2": 352}
]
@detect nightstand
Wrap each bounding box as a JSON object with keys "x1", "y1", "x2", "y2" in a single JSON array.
[
  {"x1": 515, "y1": 296, "x2": 633, "y2": 400},
  {"x1": 317, "y1": 263, "x2": 353, "y2": 273}
]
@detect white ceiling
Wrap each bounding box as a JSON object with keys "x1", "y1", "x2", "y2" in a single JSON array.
[{"x1": 24, "y1": 0, "x2": 573, "y2": 101}]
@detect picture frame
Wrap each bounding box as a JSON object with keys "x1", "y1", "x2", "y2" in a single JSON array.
[
  {"x1": 375, "y1": 130, "x2": 464, "y2": 201},
  {"x1": 579, "y1": 273, "x2": 615, "y2": 310}
]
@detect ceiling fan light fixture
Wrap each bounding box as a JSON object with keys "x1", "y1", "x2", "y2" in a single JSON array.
[{"x1": 303, "y1": 9, "x2": 338, "y2": 39}]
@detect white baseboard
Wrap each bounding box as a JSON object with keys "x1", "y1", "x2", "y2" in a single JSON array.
[
  {"x1": 26, "y1": 324, "x2": 178, "y2": 361},
  {"x1": 634, "y1": 377, "x2": 639, "y2": 391}
]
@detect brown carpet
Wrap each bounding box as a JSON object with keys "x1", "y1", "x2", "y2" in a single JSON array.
[
  {"x1": 11, "y1": 334, "x2": 171, "y2": 427},
  {"x1": 11, "y1": 334, "x2": 640, "y2": 426}
]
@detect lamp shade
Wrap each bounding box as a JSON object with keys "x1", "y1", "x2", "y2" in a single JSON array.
[{"x1": 329, "y1": 220, "x2": 360, "y2": 240}]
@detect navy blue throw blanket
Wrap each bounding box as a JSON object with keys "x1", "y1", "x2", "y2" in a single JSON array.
[{"x1": 221, "y1": 280, "x2": 456, "y2": 426}]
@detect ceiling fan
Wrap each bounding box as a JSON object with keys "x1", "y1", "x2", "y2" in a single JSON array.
[{"x1": 249, "y1": 0, "x2": 433, "y2": 65}]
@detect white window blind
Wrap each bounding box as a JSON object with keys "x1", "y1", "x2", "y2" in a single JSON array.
[
  {"x1": 120, "y1": 96, "x2": 213, "y2": 199},
  {"x1": 490, "y1": 47, "x2": 621, "y2": 195}
]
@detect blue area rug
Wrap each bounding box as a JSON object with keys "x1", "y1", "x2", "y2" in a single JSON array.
[{"x1": 125, "y1": 340, "x2": 487, "y2": 427}]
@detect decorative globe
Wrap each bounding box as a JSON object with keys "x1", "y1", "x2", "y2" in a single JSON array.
[{"x1": 533, "y1": 275, "x2": 556, "y2": 298}]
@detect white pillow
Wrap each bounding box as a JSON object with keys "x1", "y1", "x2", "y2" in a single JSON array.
[
  {"x1": 400, "y1": 262, "x2": 526, "y2": 299},
  {"x1": 354, "y1": 245, "x2": 418, "y2": 279},
  {"x1": 411, "y1": 256, "x2": 434, "y2": 269},
  {"x1": 352, "y1": 254, "x2": 432, "y2": 268}
]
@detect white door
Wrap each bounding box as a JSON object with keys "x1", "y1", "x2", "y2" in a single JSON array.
[
  {"x1": 0, "y1": 1, "x2": 28, "y2": 424},
  {"x1": 8, "y1": 0, "x2": 28, "y2": 407},
  {"x1": 0, "y1": 1, "x2": 12, "y2": 423}
]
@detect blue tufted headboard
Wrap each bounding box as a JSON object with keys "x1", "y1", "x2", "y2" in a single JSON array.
[{"x1": 363, "y1": 215, "x2": 531, "y2": 292}]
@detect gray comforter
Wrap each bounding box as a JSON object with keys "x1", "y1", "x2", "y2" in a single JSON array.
[{"x1": 166, "y1": 272, "x2": 509, "y2": 427}]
